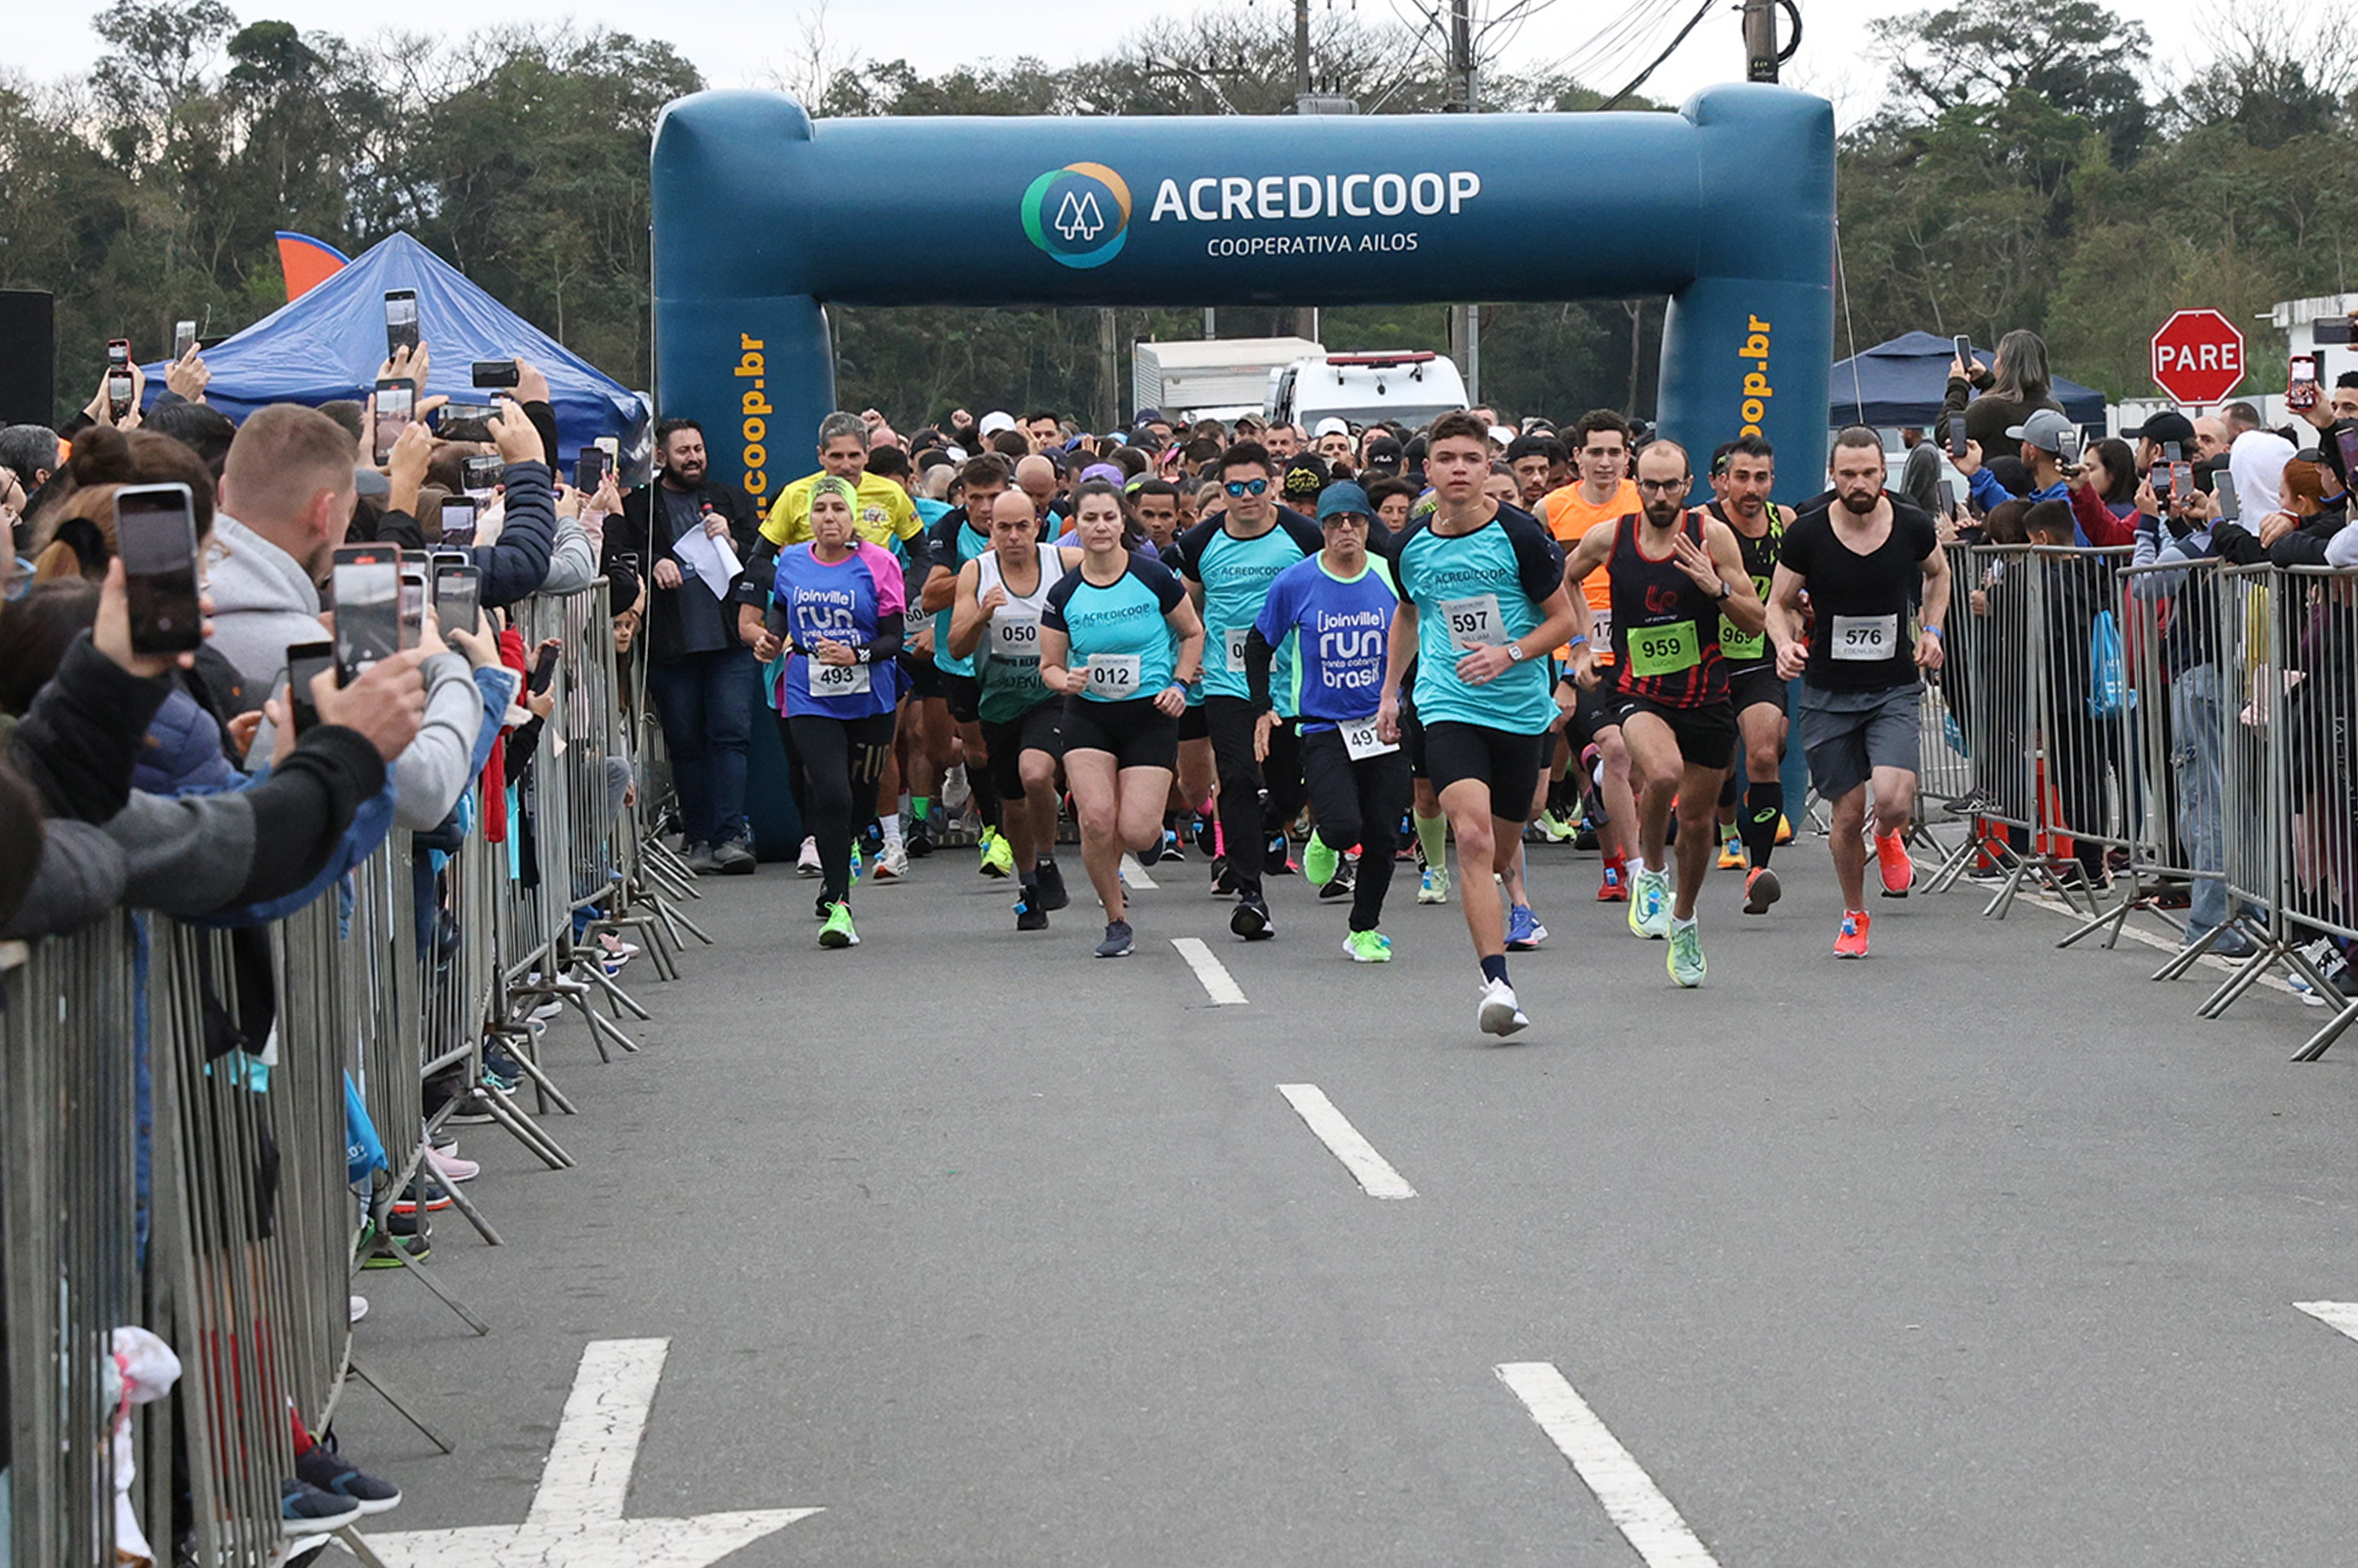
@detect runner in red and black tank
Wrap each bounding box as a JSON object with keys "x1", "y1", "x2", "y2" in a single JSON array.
[{"x1": 1563, "y1": 440, "x2": 1764, "y2": 987}]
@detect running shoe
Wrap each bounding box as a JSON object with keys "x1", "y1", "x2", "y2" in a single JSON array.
[
  {"x1": 1303, "y1": 833, "x2": 1339, "y2": 888},
  {"x1": 280, "y1": 1478, "x2": 365, "y2": 1537},
  {"x1": 1192, "y1": 813, "x2": 1218, "y2": 856},
  {"x1": 1530, "y1": 809, "x2": 1576, "y2": 843},
  {"x1": 871, "y1": 844, "x2": 909, "y2": 882},
  {"x1": 1014, "y1": 896, "x2": 1048, "y2": 932},
  {"x1": 979, "y1": 829, "x2": 1014, "y2": 878},
  {"x1": 1627, "y1": 869, "x2": 1670, "y2": 940},
  {"x1": 680, "y1": 842, "x2": 719, "y2": 876},
  {"x1": 1034, "y1": 858, "x2": 1070, "y2": 911},
  {"x1": 796, "y1": 836, "x2": 822, "y2": 877},
  {"x1": 1210, "y1": 856, "x2": 1239, "y2": 896},
  {"x1": 849, "y1": 843, "x2": 864, "y2": 885},
  {"x1": 1264, "y1": 830, "x2": 1295, "y2": 875},
  {"x1": 1506, "y1": 903, "x2": 1545, "y2": 951},
  {"x1": 1160, "y1": 827, "x2": 1187, "y2": 862},
  {"x1": 906, "y1": 821, "x2": 934, "y2": 858},
  {"x1": 350, "y1": 1294, "x2": 369, "y2": 1325},
  {"x1": 943, "y1": 763, "x2": 972, "y2": 812},
  {"x1": 1095, "y1": 920, "x2": 1133, "y2": 958},
  {"x1": 1667, "y1": 920, "x2": 1706, "y2": 987},
  {"x1": 1834, "y1": 909, "x2": 1871, "y2": 958},
  {"x1": 1742, "y1": 865, "x2": 1781, "y2": 915},
  {"x1": 296, "y1": 1434, "x2": 403, "y2": 1515},
  {"x1": 1418, "y1": 865, "x2": 1450, "y2": 905},
  {"x1": 1597, "y1": 859, "x2": 1630, "y2": 902},
  {"x1": 1875, "y1": 831, "x2": 1915, "y2": 897},
  {"x1": 425, "y1": 1146, "x2": 478, "y2": 1184},
  {"x1": 1476, "y1": 977, "x2": 1529, "y2": 1038},
  {"x1": 390, "y1": 1181, "x2": 453, "y2": 1217},
  {"x1": 1775, "y1": 813, "x2": 1794, "y2": 844},
  {"x1": 1319, "y1": 862, "x2": 1356, "y2": 901},
  {"x1": 1717, "y1": 831, "x2": 1745, "y2": 870},
  {"x1": 711, "y1": 837, "x2": 756, "y2": 876},
  {"x1": 1231, "y1": 893, "x2": 1274, "y2": 941},
  {"x1": 818, "y1": 902, "x2": 860, "y2": 948},
  {"x1": 1343, "y1": 929, "x2": 1393, "y2": 963}
]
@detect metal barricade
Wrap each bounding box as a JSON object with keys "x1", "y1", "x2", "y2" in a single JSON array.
[
  {"x1": 2019, "y1": 546, "x2": 2141, "y2": 933},
  {"x1": 2276, "y1": 567, "x2": 2358, "y2": 1060},
  {"x1": 1926, "y1": 543, "x2": 2048, "y2": 910}
]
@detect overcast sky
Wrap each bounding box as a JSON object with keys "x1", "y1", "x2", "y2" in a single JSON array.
[{"x1": 16, "y1": 0, "x2": 2266, "y2": 128}]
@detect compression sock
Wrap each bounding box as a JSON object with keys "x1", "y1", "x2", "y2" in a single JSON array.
[
  {"x1": 1743, "y1": 782, "x2": 1783, "y2": 870},
  {"x1": 1414, "y1": 811, "x2": 1447, "y2": 870},
  {"x1": 910, "y1": 795, "x2": 930, "y2": 830},
  {"x1": 1481, "y1": 954, "x2": 1510, "y2": 986}
]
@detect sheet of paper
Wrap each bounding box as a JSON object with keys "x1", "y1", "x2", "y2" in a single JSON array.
[{"x1": 673, "y1": 523, "x2": 742, "y2": 600}]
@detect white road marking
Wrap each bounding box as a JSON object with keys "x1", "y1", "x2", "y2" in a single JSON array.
[
  {"x1": 359, "y1": 1337, "x2": 821, "y2": 1567},
  {"x1": 1171, "y1": 936, "x2": 1247, "y2": 1005},
  {"x1": 1278, "y1": 1084, "x2": 1415, "y2": 1199},
  {"x1": 2296, "y1": 1302, "x2": 2358, "y2": 1342},
  {"x1": 1494, "y1": 1361, "x2": 1721, "y2": 1568},
  {"x1": 1120, "y1": 853, "x2": 1159, "y2": 889}
]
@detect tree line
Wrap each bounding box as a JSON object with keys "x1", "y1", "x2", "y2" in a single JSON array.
[{"x1": 2, "y1": 0, "x2": 2352, "y2": 430}]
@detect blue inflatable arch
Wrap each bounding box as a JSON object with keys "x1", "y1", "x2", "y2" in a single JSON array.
[{"x1": 651, "y1": 84, "x2": 1833, "y2": 501}]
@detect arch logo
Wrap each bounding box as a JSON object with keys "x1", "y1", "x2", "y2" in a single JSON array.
[{"x1": 1021, "y1": 162, "x2": 1132, "y2": 269}]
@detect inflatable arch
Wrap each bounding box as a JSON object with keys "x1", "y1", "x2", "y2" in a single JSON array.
[{"x1": 651, "y1": 83, "x2": 1835, "y2": 500}]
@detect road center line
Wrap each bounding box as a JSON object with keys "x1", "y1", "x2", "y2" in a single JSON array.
[
  {"x1": 1170, "y1": 936, "x2": 1246, "y2": 1004},
  {"x1": 1278, "y1": 1084, "x2": 1415, "y2": 1198},
  {"x1": 1120, "y1": 853, "x2": 1159, "y2": 889},
  {"x1": 2296, "y1": 1302, "x2": 2358, "y2": 1342},
  {"x1": 1494, "y1": 1361, "x2": 1722, "y2": 1568}
]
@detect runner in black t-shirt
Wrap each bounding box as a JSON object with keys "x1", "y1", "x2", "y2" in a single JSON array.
[{"x1": 1768, "y1": 427, "x2": 1953, "y2": 958}]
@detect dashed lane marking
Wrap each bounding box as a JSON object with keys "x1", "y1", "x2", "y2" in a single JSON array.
[
  {"x1": 1495, "y1": 1361, "x2": 1721, "y2": 1568},
  {"x1": 1278, "y1": 1084, "x2": 1416, "y2": 1199}
]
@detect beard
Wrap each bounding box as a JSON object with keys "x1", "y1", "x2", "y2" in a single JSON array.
[
  {"x1": 1839, "y1": 487, "x2": 1878, "y2": 515},
  {"x1": 1642, "y1": 496, "x2": 1684, "y2": 528}
]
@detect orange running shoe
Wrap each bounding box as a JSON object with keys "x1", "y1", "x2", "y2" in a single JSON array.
[
  {"x1": 1597, "y1": 858, "x2": 1630, "y2": 902},
  {"x1": 1743, "y1": 865, "x2": 1781, "y2": 915},
  {"x1": 1834, "y1": 909, "x2": 1871, "y2": 958},
  {"x1": 1875, "y1": 830, "x2": 1915, "y2": 897}
]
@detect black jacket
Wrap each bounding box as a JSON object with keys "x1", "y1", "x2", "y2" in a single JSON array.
[{"x1": 600, "y1": 478, "x2": 763, "y2": 663}]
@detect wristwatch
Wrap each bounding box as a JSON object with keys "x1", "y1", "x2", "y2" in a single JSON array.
[{"x1": 1506, "y1": 641, "x2": 1526, "y2": 662}]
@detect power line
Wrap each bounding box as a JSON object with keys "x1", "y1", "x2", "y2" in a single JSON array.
[{"x1": 1597, "y1": 0, "x2": 1721, "y2": 108}]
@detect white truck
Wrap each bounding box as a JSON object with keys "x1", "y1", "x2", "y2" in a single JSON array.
[
  {"x1": 1131, "y1": 337, "x2": 1324, "y2": 424},
  {"x1": 1264, "y1": 350, "x2": 1469, "y2": 433}
]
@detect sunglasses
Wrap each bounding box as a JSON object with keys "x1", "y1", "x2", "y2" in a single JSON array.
[{"x1": 1224, "y1": 478, "x2": 1270, "y2": 497}]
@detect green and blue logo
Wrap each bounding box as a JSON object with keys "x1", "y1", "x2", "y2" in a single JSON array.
[{"x1": 1021, "y1": 162, "x2": 1132, "y2": 269}]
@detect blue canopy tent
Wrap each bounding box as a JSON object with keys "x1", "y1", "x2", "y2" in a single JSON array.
[
  {"x1": 1828, "y1": 331, "x2": 2106, "y2": 430},
  {"x1": 141, "y1": 232, "x2": 649, "y2": 476}
]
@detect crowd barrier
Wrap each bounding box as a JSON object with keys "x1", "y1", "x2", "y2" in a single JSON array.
[
  {"x1": 1, "y1": 578, "x2": 715, "y2": 1565},
  {"x1": 1912, "y1": 542, "x2": 2358, "y2": 1061}
]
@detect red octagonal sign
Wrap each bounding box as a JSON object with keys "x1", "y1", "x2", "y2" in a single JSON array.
[{"x1": 2151, "y1": 309, "x2": 2245, "y2": 405}]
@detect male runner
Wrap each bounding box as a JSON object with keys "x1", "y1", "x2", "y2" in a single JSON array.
[
  {"x1": 1167, "y1": 440, "x2": 1324, "y2": 941},
  {"x1": 1539, "y1": 410, "x2": 1643, "y2": 900},
  {"x1": 1705, "y1": 436, "x2": 1793, "y2": 914},
  {"x1": 1564, "y1": 442, "x2": 1764, "y2": 987},
  {"x1": 1377, "y1": 412, "x2": 1583, "y2": 1036},
  {"x1": 917, "y1": 455, "x2": 1019, "y2": 878},
  {"x1": 1767, "y1": 427, "x2": 1952, "y2": 957}
]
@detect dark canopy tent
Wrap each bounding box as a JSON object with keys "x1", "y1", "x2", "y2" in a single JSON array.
[
  {"x1": 141, "y1": 233, "x2": 649, "y2": 475},
  {"x1": 1828, "y1": 331, "x2": 2106, "y2": 430}
]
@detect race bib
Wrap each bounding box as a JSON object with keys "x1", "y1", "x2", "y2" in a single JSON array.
[
  {"x1": 1718, "y1": 618, "x2": 1765, "y2": 659},
  {"x1": 991, "y1": 612, "x2": 1041, "y2": 662},
  {"x1": 1440, "y1": 594, "x2": 1505, "y2": 650},
  {"x1": 1589, "y1": 606, "x2": 1613, "y2": 648},
  {"x1": 1340, "y1": 718, "x2": 1398, "y2": 760},
  {"x1": 806, "y1": 657, "x2": 872, "y2": 696},
  {"x1": 904, "y1": 608, "x2": 930, "y2": 638},
  {"x1": 1829, "y1": 613, "x2": 1897, "y2": 662},
  {"x1": 1626, "y1": 620, "x2": 1700, "y2": 678},
  {"x1": 1224, "y1": 626, "x2": 1253, "y2": 673},
  {"x1": 1085, "y1": 653, "x2": 1142, "y2": 699}
]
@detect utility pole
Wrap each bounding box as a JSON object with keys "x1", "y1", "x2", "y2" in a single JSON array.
[
  {"x1": 1744, "y1": 0, "x2": 1785, "y2": 82},
  {"x1": 1099, "y1": 308, "x2": 1120, "y2": 430},
  {"x1": 1294, "y1": 0, "x2": 1312, "y2": 99},
  {"x1": 1443, "y1": 0, "x2": 1479, "y2": 398}
]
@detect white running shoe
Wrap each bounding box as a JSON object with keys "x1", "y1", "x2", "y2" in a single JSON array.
[
  {"x1": 796, "y1": 836, "x2": 822, "y2": 876},
  {"x1": 872, "y1": 844, "x2": 909, "y2": 882},
  {"x1": 1477, "y1": 977, "x2": 1529, "y2": 1038}
]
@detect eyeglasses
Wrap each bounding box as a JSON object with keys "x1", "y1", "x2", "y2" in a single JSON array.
[
  {"x1": 1635, "y1": 477, "x2": 1689, "y2": 494},
  {"x1": 1224, "y1": 478, "x2": 1270, "y2": 497}
]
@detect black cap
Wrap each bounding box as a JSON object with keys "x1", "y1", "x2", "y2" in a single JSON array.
[
  {"x1": 2126, "y1": 410, "x2": 2197, "y2": 444},
  {"x1": 1283, "y1": 454, "x2": 1330, "y2": 498},
  {"x1": 1363, "y1": 436, "x2": 1403, "y2": 474}
]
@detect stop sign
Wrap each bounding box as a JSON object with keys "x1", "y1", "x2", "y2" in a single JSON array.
[{"x1": 2151, "y1": 309, "x2": 2245, "y2": 405}]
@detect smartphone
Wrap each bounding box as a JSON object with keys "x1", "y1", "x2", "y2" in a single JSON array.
[
  {"x1": 373, "y1": 377, "x2": 416, "y2": 465},
  {"x1": 1953, "y1": 335, "x2": 1973, "y2": 374},
  {"x1": 1945, "y1": 416, "x2": 1967, "y2": 460},
  {"x1": 436, "y1": 400, "x2": 501, "y2": 429},
  {"x1": 2150, "y1": 463, "x2": 2175, "y2": 502},
  {"x1": 528, "y1": 640, "x2": 562, "y2": 696},
  {"x1": 2337, "y1": 427, "x2": 2358, "y2": 486},
  {"x1": 2171, "y1": 462, "x2": 2196, "y2": 498},
  {"x1": 433, "y1": 561, "x2": 481, "y2": 635},
  {"x1": 170, "y1": 319, "x2": 196, "y2": 360},
  {"x1": 331, "y1": 556, "x2": 400, "y2": 682},
  {"x1": 2315, "y1": 318, "x2": 2357, "y2": 347},
  {"x1": 575, "y1": 447, "x2": 607, "y2": 494},
  {"x1": 2216, "y1": 483, "x2": 2241, "y2": 523},
  {"x1": 106, "y1": 339, "x2": 134, "y2": 419},
  {"x1": 115, "y1": 482, "x2": 202, "y2": 656},
  {"x1": 2164, "y1": 442, "x2": 2183, "y2": 463},
  {"x1": 398, "y1": 566, "x2": 428, "y2": 649},
  {"x1": 384, "y1": 289, "x2": 418, "y2": 356},
  {"x1": 438, "y1": 496, "x2": 478, "y2": 547},
  {"x1": 594, "y1": 436, "x2": 621, "y2": 474},
  {"x1": 462, "y1": 455, "x2": 502, "y2": 496},
  {"x1": 2056, "y1": 427, "x2": 2082, "y2": 466},
  {"x1": 285, "y1": 640, "x2": 334, "y2": 737},
  {"x1": 471, "y1": 359, "x2": 520, "y2": 389},
  {"x1": 2290, "y1": 355, "x2": 2321, "y2": 412}
]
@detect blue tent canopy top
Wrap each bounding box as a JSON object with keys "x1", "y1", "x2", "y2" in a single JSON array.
[
  {"x1": 1828, "y1": 330, "x2": 2106, "y2": 431},
  {"x1": 141, "y1": 232, "x2": 649, "y2": 476}
]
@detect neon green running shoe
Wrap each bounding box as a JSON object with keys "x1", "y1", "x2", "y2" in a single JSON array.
[
  {"x1": 1667, "y1": 920, "x2": 1705, "y2": 987},
  {"x1": 1343, "y1": 929, "x2": 1393, "y2": 963},
  {"x1": 979, "y1": 828, "x2": 1014, "y2": 879},
  {"x1": 818, "y1": 902, "x2": 860, "y2": 948},
  {"x1": 1303, "y1": 833, "x2": 1339, "y2": 889}
]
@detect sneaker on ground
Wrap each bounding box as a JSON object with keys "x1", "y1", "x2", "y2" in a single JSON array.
[
  {"x1": 1418, "y1": 865, "x2": 1450, "y2": 905},
  {"x1": 1264, "y1": 831, "x2": 1295, "y2": 875},
  {"x1": 795, "y1": 837, "x2": 822, "y2": 877},
  {"x1": 1343, "y1": 929, "x2": 1393, "y2": 963},
  {"x1": 1034, "y1": 858, "x2": 1070, "y2": 911},
  {"x1": 391, "y1": 1182, "x2": 453, "y2": 1216},
  {"x1": 1531, "y1": 810, "x2": 1575, "y2": 844},
  {"x1": 943, "y1": 763, "x2": 973, "y2": 811},
  {"x1": 1667, "y1": 921, "x2": 1707, "y2": 987},
  {"x1": 1095, "y1": 920, "x2": 1133, "y2": 958},
  {"x1": 1303, "y1": 835, "x2": 1339, "y2": 887},
  {"x1": 1742, "y1": 866, "x2": 1781, "y2": 915},
  {"x1": 1014, "y1": 896, "x2": 1048, "y2": 932},
  {"x1": 1506, "y1": 903, "x2": 1544, "y2": 951},
  {"x1": 680, "y1": 842, "x2": 719, "y2": 876},
  {"x1": 1627, "y1": 869, "x2": 1670, "y2": 940},
  {"x1": 2201, "y1": 927, "x2": 2259, "y2": 961},
  {"x1": 1231, "y1": 893, "x2": 1275, "y2": 941},
  {"x1": 1476, "y1": 978, "x2": 1529, "y2": 1038},
  {"x1": 1875, "y1": 831, "x2": 1915, "y2": 896},
  {"x1": 280, "y1": 1478, "x2": 365, "y2": 1537},
  {"x1": 349, "y1": 1294, "x2": 369, "y2": 1326},
  {"x1": 1835, "y1": 909, "x2": 1871, "y2": 958},
  {"x1": 871, "y1": 844, "x2": 909, "y2": 882},
  {"x1": 596, "y1": 933, "x2": 640, "y2": 959},
  {"x1": 1597, "y1": 862, "x2": 1630, "y2": 902},
  {"x1": 906, "y1": 822, "x2": 935, "y2": 859},
  {"x1": 711, "y1": 838, "x2": 756, "y2": 876},
  {"x1": 818, "y1": 902, "x2": 860, "y2": 948},
  {"x1": 425, "y1": 1147, "x2": 478, "y2": 1183},
  {"x1": 1161, "y1": 828, "x2": 1187, "y2": 862},
  {"x1": 297, "y1": 1435, "x2": 403, "y2": 1515}
]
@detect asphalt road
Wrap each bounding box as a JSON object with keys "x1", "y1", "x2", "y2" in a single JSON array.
[{"x1": 329, "y1": 832, "x2": 2358, "y2": 1568}]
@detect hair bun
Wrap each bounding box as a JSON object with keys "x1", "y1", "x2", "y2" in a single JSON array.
[{"x1": 67, "y1": 424, "x2": 134, "y2": 485}]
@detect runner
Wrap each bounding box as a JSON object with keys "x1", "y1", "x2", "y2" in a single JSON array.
[
  {"x1": 1377, "y1": 412, "x2": 1583, "y2": 1036},
  {"x1": 1563, "y1": 441, "x2": 1764, "y2": 987},
  {"x1": 917, "y1": 455, "x2": 1018, "y2": 881},
  {"x1": 755, "y1": 476, "x2": 906, "y2": 950},
  {"x1": 1039, "y1": 496, "x2": 1206, "y2": 959},
  {"x1": 1539, "y1": 410, "x2": 1644, "y2": 902},
  {"x1": 1245, "y1": 482, "x2": 1409, "y2": 961},
  {"x1": 1705, "y1": 436, "x2": 1794, "y2": 914},
  {"x1": 948, "y1": 489, "x2": 1082, "y2": 929},
  {"x1": 1767, "y1": 426, "x2": 1953, "y2": 957},
  {"x1": 1166, "y1": 440, "x2": 1324, "y2": 941}
]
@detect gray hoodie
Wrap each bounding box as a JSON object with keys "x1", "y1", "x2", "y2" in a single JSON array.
[{"x1": 205, "y1": 513, "x2": 483, "y2": 830}]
